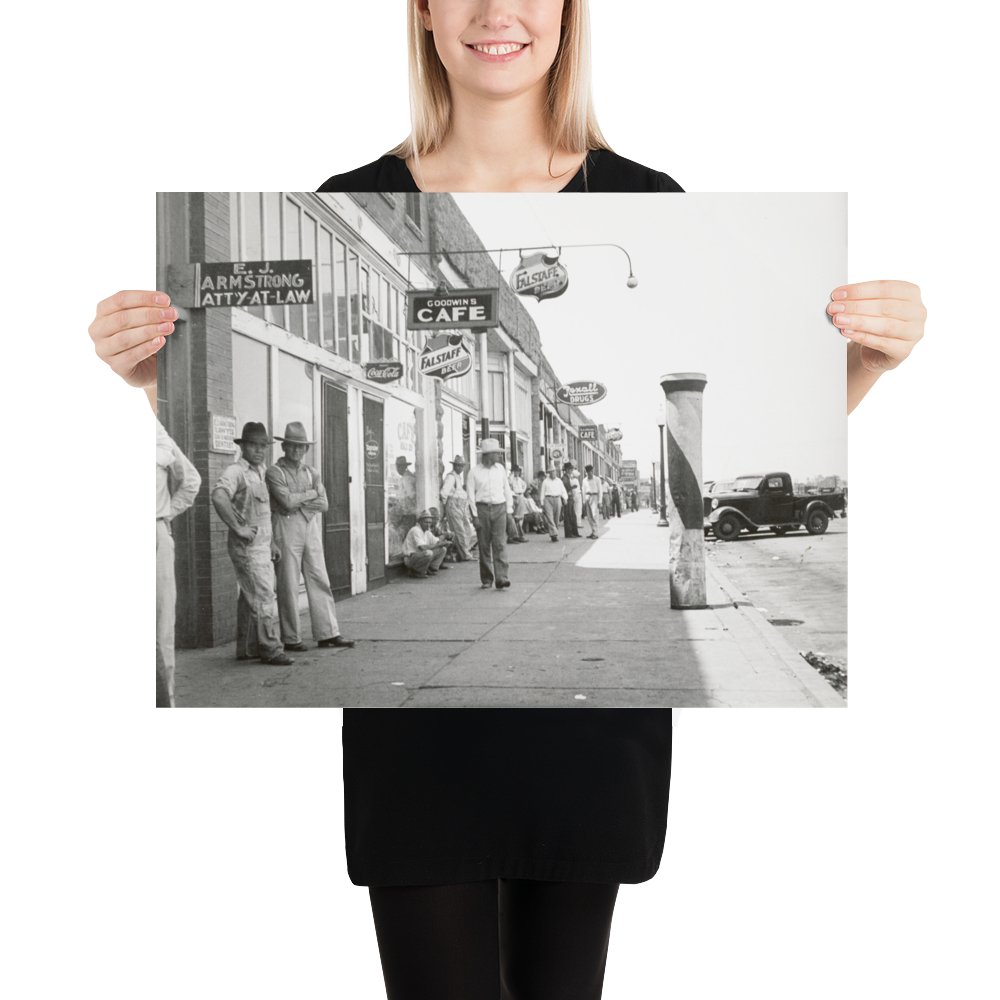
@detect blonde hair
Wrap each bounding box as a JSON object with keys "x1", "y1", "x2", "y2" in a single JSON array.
[{"x1": 389, "y1": 0, "x2": 611, "y2": 167}]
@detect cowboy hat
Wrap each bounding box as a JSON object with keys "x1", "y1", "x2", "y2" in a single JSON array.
[
  {"x1": 451, "y1": 454, "x2": 466, "y2": 465},
  {"x1": 275, "y1": 421, "x2": 314, "y2": 445},
  {"x1": 234, "y1": 421, "x2": 272, "y2": 445},
  {"x1": 478, "y1": 438, "x2": 503, "y2": 455},
  {"x1": 417, "y1": 509, "x2": 434, "y2": 521}
]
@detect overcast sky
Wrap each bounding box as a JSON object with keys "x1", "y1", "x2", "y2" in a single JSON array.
[{"x1": 452, "y1": 194, "x2": 847, "y2": 482}]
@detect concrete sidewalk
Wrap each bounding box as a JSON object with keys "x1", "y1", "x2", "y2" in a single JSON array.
[{"x1": 174, "y1": 511, "x2": 844, "y2": 708}]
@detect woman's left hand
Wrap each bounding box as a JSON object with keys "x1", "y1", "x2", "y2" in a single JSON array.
[{"x1": 827, "y1": 280, "x2": 926, "y2": 372}]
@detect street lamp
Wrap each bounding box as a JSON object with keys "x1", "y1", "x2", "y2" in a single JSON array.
[{"x1": 656, "y1": 401, "x2": 668, "y2": 527}]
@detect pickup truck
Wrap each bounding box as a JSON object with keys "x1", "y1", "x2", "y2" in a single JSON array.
[{"x1": 703, "y1": 472, "x2": 846, "y2": 541}]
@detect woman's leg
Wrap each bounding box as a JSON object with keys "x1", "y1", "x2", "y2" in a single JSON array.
[
  {"x1": 369, "y1": 881, "x2": 501, "y2": 1000},
  {"x1": 499, "y1": 880, "x2": 620, "y2": 1000}
]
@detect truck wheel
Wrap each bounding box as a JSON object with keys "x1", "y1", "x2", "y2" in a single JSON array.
[
  {"x1": 806, "y1": 510, "x2": 829, "y2": 535},
  {"x1": 713, "y1": 513, "x2": 742, "y2": 541}
]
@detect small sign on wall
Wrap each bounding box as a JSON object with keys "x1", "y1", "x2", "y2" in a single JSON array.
[{"x1": 211, "y1": 414, "x2": 238, "y2": 453}]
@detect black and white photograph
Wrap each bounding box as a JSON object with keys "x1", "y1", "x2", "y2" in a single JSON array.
[{"x1": 157, "y1": 191, "x2": 846, "y2": 708}]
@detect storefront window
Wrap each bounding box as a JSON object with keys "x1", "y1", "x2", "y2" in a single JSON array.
[
  {"x1": 283, "y1": 198, "x2": 305, "y2": 339},
  {"x1": 334, "y1": 239, "x2": 348, "y2": 360},
  {"x1": 264, "y1": 194, "x2": 283, "y2": 328},
  {"x1": 348, "y1": 251, "x2": 361, "y2": 363},
  {"x1": 276, "y1": 352, "x2": 315, "y2": 463},
  {"x1": 488, "y1": 371, "x2": 506, "y2": 423},
  {"x1": 385, "y1": 399, "x2": 419, "y2": 565},
  {"x1": 319, "y1": 230, "x2": 333, "y2": 349},
  {"x1": 303, "y1": 214, "x2": 319, "y2": 344},
  {"x1": 233, "y1": 334, "x2": 269, "y2": 452},
  {"x1": 241, "y1": 194, "x2": 265, "y2": 322}
]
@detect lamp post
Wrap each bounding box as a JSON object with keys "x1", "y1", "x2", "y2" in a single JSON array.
[{"x1": 657, "y1": 403, "x2": 668, "y2": 527}]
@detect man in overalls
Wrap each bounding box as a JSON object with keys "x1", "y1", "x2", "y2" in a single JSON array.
[
  {"x1": 266, "y1": 421, "x2": 354, "y2": 652},
  {"x1": 212, "y1": 422, "x2": 292, "y2": 666}
]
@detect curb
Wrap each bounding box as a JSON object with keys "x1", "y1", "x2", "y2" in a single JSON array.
[{"x1": 704, "y1": 554, "x2": 846, "y2": 708}]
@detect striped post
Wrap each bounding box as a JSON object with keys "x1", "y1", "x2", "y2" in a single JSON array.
[{"x1": 660, "y1": 373, "x2": 708, "y2": 609}]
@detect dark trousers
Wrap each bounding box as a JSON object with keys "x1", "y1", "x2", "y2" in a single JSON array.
[
  {"x1": 476, "y1": 502, "x2": 510, "y2": 586},
  {"x1": 369, "y1": 879, "x2": 620, "y2": 1000},
  {"x1": 563, "y1": 497, "x2": 579, "y2": 537}
]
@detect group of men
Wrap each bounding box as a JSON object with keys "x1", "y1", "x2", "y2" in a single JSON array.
[{"x1": 156, "y1": 418, "x2": 354, "y2": 708}]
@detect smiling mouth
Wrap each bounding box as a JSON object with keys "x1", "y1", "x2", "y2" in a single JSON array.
[{"x1": 466, "y1": 42, "x2": 529, "y2": 56}]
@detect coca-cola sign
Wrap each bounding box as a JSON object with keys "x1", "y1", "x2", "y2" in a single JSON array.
[
  {"x1": 364, "y1": 361, "x2": 404, "y2": 384},
  {"x1": 420, "y1": 334, "x2": 473, "y2": 381},
  {"x1": 556, "y1": 381, "x2": 607, "y2": 406},
  {"x1": 510, "y1": 251, "x2": 569, "y2": 302}
]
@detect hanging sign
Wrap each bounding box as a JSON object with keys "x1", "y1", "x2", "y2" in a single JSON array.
[
  {"x1": 620, "y1": 461, "x2": 639, "y2": 486},
  {"x1": 605, "y1": 427, "x2": 623, "y2": 442},
  {"x1": 419, "y1": 334, "x2": 473, "y2": 381},
  {"x1": 510, "y1": 251, "x2": 569, "y2": 301},
  {"x1": 407, "y1": 289, "x2": 498, "y2": 330},
  {"x1": 364, "y1": 361, "x2": 404, "y2": 384},
  {"x1": 196, "y1": 260, "x2": 313, "y2": 307},
  {"x1": 579, "y1": 426, "x2": 599, "y2": 442},
  {"x1": 556, "y1": 381, "x2": 607, "y2": 406}
]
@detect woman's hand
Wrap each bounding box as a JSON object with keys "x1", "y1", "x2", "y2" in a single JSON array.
[
  {"x1": 828, "y1": 280, "x2": 926, "y2": 373},
  {"x1": 89, "y1": 290, "x2": 176, "y2": 389}
]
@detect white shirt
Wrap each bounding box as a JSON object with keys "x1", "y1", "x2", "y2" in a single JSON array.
[
  {"x1": 156, "y1": 419, "x2": 201, "y2": 521},
  {"x1": 583, "y1": 475, "x2": 603, "y2": 497},
  {"x1": 538, "y1": 477, "x2": 568, "y2": 502},
  {"x1": 467, "y1": 463, "x2": 513, "y2": 514},
  {"x1": 402, "y1": 524, "x2": 439, "y2": 557},
  {"x1": 441, "y1": 469, "x2": 468, "y2": 502}
]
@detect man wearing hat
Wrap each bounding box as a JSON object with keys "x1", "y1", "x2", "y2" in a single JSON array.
[
  {"x1": 402, "y1": 510, "x2": 450, "y2": 578},
  {"x1": 507, "y1": 464, "x2": 528, "y2": 543},
  {"x1": 265, "y1": 422, "x2": 354, "y2": 652},
  {"x1": 466, "y1": 438, "x2": 513, "y2": 589},
  {"x1": 582, "y1": 464, "x2": 602, "y2": 540},
  {"x1": 561, "y1": 461, "x2": 582, "y2": 538},
  {"x1": 538, "y1": 465, "x2": 569, "y2": 542},
  {"x1": 439, "y1": 454, "x2": 474, "y2": 562},
  {"x1": 211, "y1": 422, "x2": 292, "y2": 666}
]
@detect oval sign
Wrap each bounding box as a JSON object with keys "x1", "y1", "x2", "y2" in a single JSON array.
[
  {"x1": 556, "y1": 381, "x2": 607, "y2": 406},
  {"x1": 419, "y1": 334, "x2": 473, "y2": 381},
  {"x1": 364, "y1": 360, "x2": 404, "y2": 384},
  {"x1": 510, "y1": 252, "x2": 569, "y2": 302}
]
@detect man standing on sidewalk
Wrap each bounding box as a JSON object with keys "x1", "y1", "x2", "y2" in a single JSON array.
[
  {"x1": 538, "y1": 466, "x2": 568, "y2": 542},
  {"x1": 561, "y1": 461, "x2": 581, "y2": 538},
  {"x1": 156, "y1": 418, "x2": 201, "y2": 707},
  {"x1": 467, "y1": 438, "x2": 513, "y2": 589},
  {"x1": 266, "y1": 422, "x2": 354, "y2": 653},
  {"x1": 582, "y1": 464, "x2": 602, "y2": 540},
  {"x1": 212, "y1": 422, "x2": 292, "y2": 666},
  {"x1": 508, "y1": 464, "x2": 528, "y2": 543},
  {"x1": 440, "y1": 454, "x2": 475, "y2": 561}
]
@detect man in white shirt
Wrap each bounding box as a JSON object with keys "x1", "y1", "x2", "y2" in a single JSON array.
[
  {"x1": 538, "y1": 466, "x2": 569, "y2": 542},
  {"x1": 467, "y1": 438, "x2": 513, "y2": 589},
  {"x1": 582, "y1": 464, "x2": 603, "y2": 540},
  {"x1": 156, "y1": 419, "x2": 201, "y2": 707},
  {"x1": 402, "y1": 510, "x2": 450, "y2": 578}
]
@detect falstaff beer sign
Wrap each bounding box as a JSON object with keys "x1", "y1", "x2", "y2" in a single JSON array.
[
  {"x1": 197, "y1": 260, "x2": 313, "y2": 307},
  {"x1": 364, "y1": 361, "x2": 404, "y2": 384},
  {"x1": 420, "y1": 334, "x2": 473, "y2": 381},
  {"x1": 510, "y1": 251, "x2": 569, "y2": 301},
  {"x1": 605, "y1": 427, "x2": 623, "y2": 442},
  {"x1": 407, "y1": 289, "x2": 498, "y2": 330},
  {"x1": 556, "y1": 381, "x2": 607, "y2": 406}
]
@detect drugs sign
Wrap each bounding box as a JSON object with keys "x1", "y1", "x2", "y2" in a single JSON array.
[
  {"x1": 579, "y1": 426, "x2": 599, "y2": 442},
  {"x1": 556, "y1": 381, "x2": 607, "y2": 406},
  {"x1": 364, "y1": 361, "x2": 404, "y2": 384},
  {"x1": 197, "y1": 260, "x2": 312, "y2": 307},
  {"x1": 510, "y1": 251, "x2": 569, "y2": 301},
  {"x1": 407, "y1": 289, "x2": 498, "y2": 330},
  {"x1": 420, "y1": 334, "x2": 473, "y2": 381}
]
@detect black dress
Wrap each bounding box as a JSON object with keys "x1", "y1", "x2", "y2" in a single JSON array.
[{"x1": 320, "y1": 150, "x2": 683, "y2": 887}]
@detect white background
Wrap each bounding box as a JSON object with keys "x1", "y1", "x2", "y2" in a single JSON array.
[{"x1": 3, "y1": 1, "x2": 997, "y2": 997}]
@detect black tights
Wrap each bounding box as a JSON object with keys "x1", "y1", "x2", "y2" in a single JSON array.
[{"x1": 369, "y1": 879, "x2": 620, "y2": 1000}]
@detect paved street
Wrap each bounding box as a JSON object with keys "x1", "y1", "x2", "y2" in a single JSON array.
[
  {"x1": 704, "y1": 519, "x2": 847, "y2": 666},
  {"x1": 174, "y1": 511, "x2": 844, "y2": 708}
]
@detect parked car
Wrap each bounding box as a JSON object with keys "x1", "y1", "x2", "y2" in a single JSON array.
[{"x1": 703, "y1": 472, "x2": 846, "y2": 540}]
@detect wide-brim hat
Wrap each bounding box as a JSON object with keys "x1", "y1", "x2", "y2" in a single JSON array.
[
  {"x1": 478, "y1": 438, "x2": 503, "y2": 455},
  {"x1": 276, "y1": 421, "x2": 313, "y2": 445},
  {"x1": 451, "y1": 454, "x2": 466, "y2": 466},
  {"x1": 562, "y1": 461, "x2": 574, "y2": 470},
  {"x1": 396, "y1": 455, "x2": 413, "y2": 467},
  {"x1": 234, "y1": 421, "x2": 272, "y2": 445},
  {"x1": 417, "y1": 509, "x2": 433, "y2": 521}
]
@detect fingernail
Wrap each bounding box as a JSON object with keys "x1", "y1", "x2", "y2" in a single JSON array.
[
  {"x1": 154, "y1": 336, "x2": 165, "y2": 348},
  {"x1": 828, "y1": 303, "x2": 845, "y2": 313},
  {"x1": 834, "y1": 315, "x2": 850, "y2": 326},
  {"x1": 154, "y1": 294, "x2": 168, "y2": 305},
  {"x1": 832, "y1": 289, "x2": 848, "y2": 300},
  {"x1": 158, "y1": 322, "x2": 174, "y2": 333}
]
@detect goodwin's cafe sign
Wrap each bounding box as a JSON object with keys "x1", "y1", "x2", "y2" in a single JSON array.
[{"x1": 407, "y1": 289, "x2": 499, "y2": 330}]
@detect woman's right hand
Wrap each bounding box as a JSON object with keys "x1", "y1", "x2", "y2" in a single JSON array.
[{"x1": 88, "y1": 290, "x2": 177, "y2": 389}]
